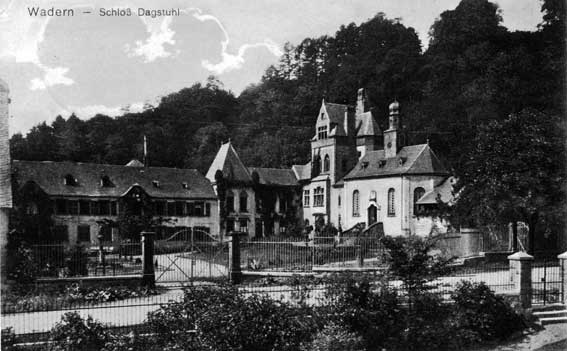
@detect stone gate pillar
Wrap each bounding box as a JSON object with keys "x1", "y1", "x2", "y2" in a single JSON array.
[
  {"x1": 508, "y1": 251, "x2": 533, "y2": 308},
  {"x1": 558, "y1": 251, "x2": 567, "y2": 304},
  {"x1": 228, "y1": 231, "x2": 247, "y2": 284},
  {"x1": 141, "y1": 231, "x2": 155, "y2": 287}
]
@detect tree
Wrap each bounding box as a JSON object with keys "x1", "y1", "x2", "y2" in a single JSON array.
[{"x1": 451, "y1": 109, "x2": 565, "y2": 254}]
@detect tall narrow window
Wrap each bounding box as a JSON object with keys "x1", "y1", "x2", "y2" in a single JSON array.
[
  {"x1": 303, "y1": 190, "x2": 310, "y2": 207},
  {"x1": 413, "y1": 187, "x2": 426, "y2": 215},
  {"x1": 77, "y1": 225, "x2": 90, "y2": 242},
  {"x1": 323, "y1": 155, "x2": 330, "y2": 173},
  {"x1": 226, "y1": 192, "x2": 235, "y2": 213},
  {"x1": 314, "y1": 187, "x2": 324, "y2": 207},
  {"x1": 352, "y1": 190, "x2": 360, "y2": 216},
  {"x1": 317, "y1": 126, "x2": 328, "y2": 140},
  {"x1": 239, "y1": 191, "x2": 248, "y2": 212},
  {"x1": 388, "y1": 188, "x2": 395, "y2": 216},
  {"x1": 313, "y1": 155, "x2": 322, "y2": 176}
]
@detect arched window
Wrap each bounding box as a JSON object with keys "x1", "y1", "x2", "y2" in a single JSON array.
[
  {"x1": 413, "y1": 187, "x2": 425, "y2": 215},
  {"x1": 226, "y1": 191, "x2": 235, "y2": 213},
  {"x1": 387, "y1": 188, "x2": 395, "y2": 216},
  {"x1": 323, "y1": 155, "x2": 330, "y2": 173},
  {"x1": 352, "y1": 190, "x2": 360, "y2": 216},
  {"x1": 314, "y1": 187, "x2": 324, "y2": 207},
  {"x1": 239, "y1": 191, "x2": 248, "y2": 212},
  {"x1": 313, "y1": 155, "x2": 322, "y2": 176}
]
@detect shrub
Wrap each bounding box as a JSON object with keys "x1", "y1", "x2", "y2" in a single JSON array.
[
  {"x1": 1, "y1": 327, "x2": 20, "y2": 351},
  {"x1": 6, "y1": 243, "x2": 40, "y2": 283},
  {"x1": 303, "y1": 322, "x2": 365, "y2": 351},
  {"x1": 323, "y1": 274, "x2": 403, "y2": 351},
  {"x1": 48, "y1": 312, "x2": 110, "y2": 351},
  {"x1": 147, "y1": 285, "x2": 317, "y2": 351},
  {"x1": 450, "y1": 281, "x2": 527, "y2": 344},
  {"x1": 397, "y1": 292, "x2": 455, "y2": 351}
]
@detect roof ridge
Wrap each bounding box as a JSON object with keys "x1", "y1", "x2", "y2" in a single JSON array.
[{"x1": 13, "y1": 159, "x2": 199, "y2": 172}]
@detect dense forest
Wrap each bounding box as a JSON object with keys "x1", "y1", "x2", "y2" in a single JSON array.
[{"x1": 11, "y1": 0, "x2": 565, "y2": 177}]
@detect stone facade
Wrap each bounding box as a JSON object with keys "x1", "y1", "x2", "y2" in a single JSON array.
[{"x1": 295, "y1": 89, "x2": 453, "y2": 237}]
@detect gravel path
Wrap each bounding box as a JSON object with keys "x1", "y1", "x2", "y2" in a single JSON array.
[{"x1": 470, "y1": 324, "x2": 567, "y2": 351}]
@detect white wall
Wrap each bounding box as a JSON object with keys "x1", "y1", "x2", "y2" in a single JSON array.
[{"x1": 342, "y1": 175, "x2": 448, "y2": 236}]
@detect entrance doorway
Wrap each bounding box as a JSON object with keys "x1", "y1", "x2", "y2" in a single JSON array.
[{"x1": 368, "y1": 205, "x2": 377, "y2": 226}]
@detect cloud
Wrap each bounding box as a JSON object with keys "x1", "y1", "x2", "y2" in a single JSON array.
[
  {"x1": 126, "y1": 16, "x2": 177, "y2": 62},
  {"x1": 61, "y1": 101, "x2": 147, "y2": 118},
  {"x1": 188, "y1": 8, "x2": 283, "y2": 74},
  {"x1": 0, "y1": 0, "x2": 75, "y2": 90},
  {"x1": 30, "y1": 65, "x2": 74, "y2": 90}
]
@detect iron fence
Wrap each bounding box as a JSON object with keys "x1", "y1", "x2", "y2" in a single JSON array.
[
  {"x1": 241, "y1": 236, "x2": 385, "y2": 271},
  {"x1": 532, "y1": 260, "x2": 563, "y2": 305},
  {"x1": 30, "y1": 242, "x2": 143, "y2": 279}
]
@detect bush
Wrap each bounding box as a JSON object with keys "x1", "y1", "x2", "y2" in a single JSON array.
[
  {"x1": 397, "y1": 292, "x2": 455, "y2": 351},
  {"x1": 1, "y1": 327, "x2": 20, "y2": 350},
  {"x1": 302, "y1": 322, "x2": 365, "y2": 351},
  {"x1": 49, "y1": 312, "x2": 110, "y2": 351},
  {"x1": 323, "y1": 274, "x2": 403, "y2": 351},
  {"x1": 147, "y1": 285, "x2": 317, "y2": 351},
  {"x1": 450, "y1": 281, "x2": 527, "y2": 344}
]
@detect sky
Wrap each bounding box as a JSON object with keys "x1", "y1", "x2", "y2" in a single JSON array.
[{"x1": 0, "y1": 0, "x2": 543, "y2": 135}]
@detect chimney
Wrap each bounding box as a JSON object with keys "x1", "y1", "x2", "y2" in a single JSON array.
[{"x1": 356, "y1": 88, "x2": 366, "y2": 115}]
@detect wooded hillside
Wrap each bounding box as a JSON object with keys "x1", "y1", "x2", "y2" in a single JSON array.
[{"x1": 10, "y1": 0, "x2": 565, "y2": 178}]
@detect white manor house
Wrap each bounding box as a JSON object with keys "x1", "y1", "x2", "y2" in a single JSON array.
[{"x1": 209, "y1": 88, "x2": 454, "y2": 238}]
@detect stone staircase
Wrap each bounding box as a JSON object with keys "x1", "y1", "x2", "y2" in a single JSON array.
[{"x1": 533, "y1": 304, "x2": 567, "y2": 326}]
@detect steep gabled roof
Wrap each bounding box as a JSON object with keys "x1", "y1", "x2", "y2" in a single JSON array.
[
  {"x1": 248, "y1": 167, "x2": 298, "y2": 187},
  {"x1": 323, "y1": 102, "x2": 349, "y2": 125},
  {"x1": 292, "y1": 162, "x2": 311, "y2": 181},
  {"x1": 206, "y1": 141, "x2": 252, "y2": 184},
  {"x1": 417, "y1": 177, "x2": 456, "y2": 205},
  {"x1": 355, "y1": 111, "x2": 381, "y2": 137},
  {"x1": 12, "y1": 160, "x2": 217, "y2": 199},
  {"x1": 344, "y1": 144, "x2": 449, "y2": 180}
]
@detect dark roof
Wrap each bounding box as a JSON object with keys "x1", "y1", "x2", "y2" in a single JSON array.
[
  {"x1": 344, "y1": 144, "x2": 449, "y2": 180},
  {"x1": 417, "y1": 176, "x2": 455, "y2": 204},
  {"x1": 356, "y1": 111, "x2": 381, "y2": 137},
  {"x1": 248, "y1": 167, "x2": 298, "y2": 187},
  {"x1": 12, "y1": 160, "x2": 217, "y2": 199},
  {"x1": 206, "y1": 141, "x2": 252, "y2": 184},
  {"x1": 324, "y1": 102, "x2": 349, "y2": 125}
]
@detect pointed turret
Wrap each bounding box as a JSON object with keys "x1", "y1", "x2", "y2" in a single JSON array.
[{"x1": 206, "y1": 141, "x2": 252, "y2": 184}]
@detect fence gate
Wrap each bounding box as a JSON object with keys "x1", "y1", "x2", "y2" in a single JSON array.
[
  {"x1": 532, "y1": 259, "x2": 563, "y2": 305},
  {"x1": 154, "y1": 228, "x2": 229, "y2": 284}
]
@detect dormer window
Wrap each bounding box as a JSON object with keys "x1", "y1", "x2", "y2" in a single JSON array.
[
  {"x1": 378, "y1": 160, "x2": 386, "y2": 168},
  {"x1": 317, "y1": 126, "x2": 328, "y2": 140},
  {"x1": 64, "y1": 174, "x2": 77, "y2": 186},
  {"x1": 398, "y1": 157, "x2": 407, "y2": 166},
  {"x1": 152, "y1": 180, "x2": 160, "y2": 188},
  {"x1": 361, "y1": 161, "x2": 369, "y2": 169},
  {"x1": 182, "y1": 182, "x2": 189, "y2": 189},
  {"x1": 100, "y1": 175, "x2": 113, "y2": 187}
]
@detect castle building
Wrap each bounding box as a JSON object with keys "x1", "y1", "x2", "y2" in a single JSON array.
[
  {"x1": 11, "y1": 160, "x2": 219, "y2": 244},
  {"x1": 206, "y1": 142, "x2": 300, "y2": 238},
  {"x1": 293, "y1": 88, "x2": 453, "y2": 236}
]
